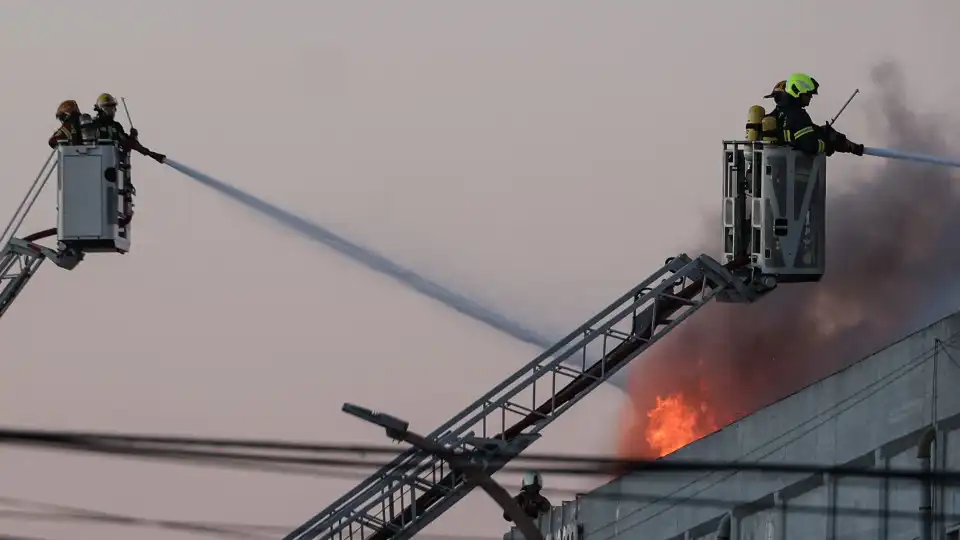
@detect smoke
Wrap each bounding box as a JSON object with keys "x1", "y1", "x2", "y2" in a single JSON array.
[
  {"x1": 618, "y1": 62, "x2": 960, "y2": 458},
  {"x1": 164, "y1": 159, "x2": 632, "y2": 388}
]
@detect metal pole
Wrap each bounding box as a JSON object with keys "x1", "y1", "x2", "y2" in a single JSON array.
[
  {"x1": 120, "y1": 96, "x2": 135, "y2": 130},
  {"x1": 343, "y1": 404, "x2": 546, "y2": 540},
  {"x1": 828, "y1": 89, "x2": 859, "y2": 126},
  {"x1": 917, "y1": 427, "x2": 936, "y2": 540}
]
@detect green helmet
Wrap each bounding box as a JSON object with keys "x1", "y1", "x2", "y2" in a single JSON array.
[{"x1": 785, "y1": 73, "x2": 819, "y2": 98}]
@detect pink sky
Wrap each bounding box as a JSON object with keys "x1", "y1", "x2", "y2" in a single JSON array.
[{"x1": 0, "y1": 1, "x2": 957, "y2": 539}]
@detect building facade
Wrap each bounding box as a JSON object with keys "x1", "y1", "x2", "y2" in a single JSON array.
[{"x1": 505, "y1": 311, "x2": 960, "y2": 540}]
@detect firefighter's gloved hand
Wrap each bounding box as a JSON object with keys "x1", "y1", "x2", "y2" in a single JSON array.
[
  {"x1": 826, "y1": 128, "x2": 847, "y2": 146},
  {"x1": 836, "y1": 137, "x2": 865, "y2": 154},
  {"x1": 129, "y1": 127, "x2": 139, "y2": 139},
  {"x1": 149, "y1": 151, "x2": 166, "y2": 164}
]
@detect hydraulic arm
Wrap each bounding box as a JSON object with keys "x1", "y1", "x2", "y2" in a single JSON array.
[
  {"x1": 0, "y1": 235, "x2": 82, "y2": 320},
  {"x1": 0, "y1": 239, "x2": 47, "y2": 320},
  {"x1": 1, "y1": 140, "x2": 132, "y2": 323},
  {"x1": 0, "y1": 150, "x2": 83, "y2": 321},
  {"x1": 285, "y1": 253, "x2": 760, "y2": 540}
]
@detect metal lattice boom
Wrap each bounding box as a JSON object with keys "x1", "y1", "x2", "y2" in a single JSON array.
[
  {"x1": 0, "y1": 239, "x2": 49, "y2": 319},
  {"x1": 0, "y1": 238, "x2": 83, "y2": 321},
  {"x1": 285, "y1": 253, "x2": 758, "y2": 540},
  {"x1": 0, "y1": 149, "x2": 86, "y2": 322}
]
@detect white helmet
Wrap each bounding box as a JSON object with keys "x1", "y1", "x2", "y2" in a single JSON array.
[{"x1": 522, "y1": 471, "x2": 542, "y2": 489}]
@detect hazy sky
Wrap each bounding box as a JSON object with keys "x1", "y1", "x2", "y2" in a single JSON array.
[{"x1": 1, "y1": 1, "x2": 958, "y2": 539}]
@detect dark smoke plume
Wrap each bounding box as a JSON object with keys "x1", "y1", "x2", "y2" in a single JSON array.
[{"x1": 619, "y1": 62, "x2": 960, "y2": 457}]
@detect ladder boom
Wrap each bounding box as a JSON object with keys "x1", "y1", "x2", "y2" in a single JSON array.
[
  {"x1": 0, "y1": 238, "x2": 84, "y2": 321},
  {"x1": 285, "y1": 253, "x2": 752, "y2": 540},
  {"x1": 0, "y1": 149, "x2": 64, "y2": 321},
  {"x1": 0, "y1": 240, "x2": 48, "y2": 319}
]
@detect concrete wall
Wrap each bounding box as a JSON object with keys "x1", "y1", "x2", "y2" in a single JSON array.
[{"x1": 505, "y1": 310, "x2": 960, "y2": 540}]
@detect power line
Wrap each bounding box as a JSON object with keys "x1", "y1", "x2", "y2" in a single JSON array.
[
  {"x1": 0, "y1": 426, "x2": 956, "y2": 484},
  {"x1": 0, "y1": 474, "x2": 958, "y2": 540},
  {"x1": 0, "y1": 420, "x2": 954, "y2": 538},
  {"x1": 143, "y1": 460, "x2": 936, "y2": 522},
  {"x1": 0, "y1": 496, "x2": 277, "y2": 539},
  {"x1": 1, "y1": 331, "x2": 953, "y2": 540},
  {"x1": 2, "y1": 333, "x2": 951, "y2": 478},
  {"x1": 0, "y1": 433, "x2": 955, "y2": 530},
  {"x1": 0, "y1": 510, "x2": 270, "y2": 540},
  {"x1": 0, "y1": 496, "x2": 501, "y2": 540},
  {"x1": 0, "y1": 506, "x2": 498, "y2": 540}
]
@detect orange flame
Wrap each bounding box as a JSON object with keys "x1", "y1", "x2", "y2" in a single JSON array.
[{"x1": 644, "y1": 392, "x2": 716, "y2": 457}]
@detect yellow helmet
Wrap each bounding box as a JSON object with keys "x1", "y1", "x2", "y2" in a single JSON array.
[
  {"x1": 784, "y1": 73, "x2": 819, "y2": 98},
  {"x1": 56, "y1": 99, "x2": 79, "y2": 120},
  {"x1": 94, "y1": 93, "x2": 118, "y2": 116},
  {"x1": 763, "y1": 80, "x2": 786, "y2": 99}
]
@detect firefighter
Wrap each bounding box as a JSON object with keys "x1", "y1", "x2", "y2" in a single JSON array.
[
  {"x1": 761, "y1": 80, "x2": 787, "y2": 143},
  {"x1": 502, "y1": 471, "x2": 552, "y2": 522},
  {"x1": 90, "y1": 93, "x2": 166, "y2": 164},
  {"x1": 779, "y1": 73, "x2": 864, "y2": 157},
  {"x1": 764, "y1": 80, "x2": 787, "y2": 103},
  {"x1": 48, "y1": 100, "x2": 83, "y2": 149}
]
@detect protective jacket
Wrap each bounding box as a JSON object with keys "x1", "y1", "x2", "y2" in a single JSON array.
[
  {"x1": 48, "y1": 116, "x2": 83, "y2": 149},
  {"x1": 92, "y1": 117, "x2": 141, "y2": 151},
  {"x1": 502, "y1": 489, "x2": 552, "y2": 522},
  {"x1": 761, "y1": 91, "x2": 788, "y2": 143},
  {"x1": 778, "y1": 98, "x2": 834, "y2": 155},
  {"x1": 91, "y1": 115, "x2": 166, "y2": 163}
]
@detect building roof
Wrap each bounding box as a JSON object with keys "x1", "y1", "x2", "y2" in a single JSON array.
[{"x1": 506, "y1": 309, "x2": 960, "y2": 540}]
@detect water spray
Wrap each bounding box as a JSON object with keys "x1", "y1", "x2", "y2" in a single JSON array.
[
  {"x1": 161, "y1": 159, "x2": 548, "y2": 347},
  {"x1": 160, "y1": 158, "x2": 615, "y2": 373},
  {"x1": 826, "y1": 89, "x2": 960, "y2": 169},
  {"x1": 821, "y1": 88, "x2": 960, "y2": 169},
  {"x1": 862, "y1": 146, "x2": 960, "y2": 169}
]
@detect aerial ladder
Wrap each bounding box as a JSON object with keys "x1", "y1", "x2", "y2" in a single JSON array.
[
  {"x1": 0, "y1": 137, "x2": 137, "y2": 321},
  {"x1": 283, "y1": 103, "x2": 830, "y2": 540}
]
